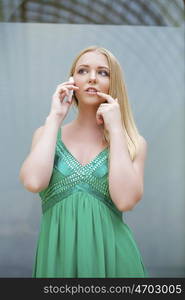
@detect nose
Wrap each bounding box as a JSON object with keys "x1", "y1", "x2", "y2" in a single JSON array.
[{"x1": 88, "y1": 70, "x2": 97, "y2": 83}]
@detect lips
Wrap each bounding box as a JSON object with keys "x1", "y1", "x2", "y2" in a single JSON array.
[
  {"x1": 85, "y1": 87, "x2": 98, "y2": 93},
  {"x1": 85, "y1": 87, "x2": 99, "y2": 94}
]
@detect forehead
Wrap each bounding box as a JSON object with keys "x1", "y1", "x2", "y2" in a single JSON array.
[{"x1": 76, "y1": 51, "x2": 109, "y2": 67}]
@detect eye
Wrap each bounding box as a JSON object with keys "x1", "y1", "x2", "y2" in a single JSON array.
[
  {"x1": 78, "y1": 68, "x2": 88, "y2": 74},
  {"x1": 99, "y1": 70, "x2": 109, "y2": 76}
]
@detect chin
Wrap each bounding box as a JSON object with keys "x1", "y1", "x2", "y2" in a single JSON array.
[
  {"x1": 77, "y1": 93, "x2": 104, "y2": 105},
  {"x1": 79, "y1": 95, "x2": 98, "y2": 103}
]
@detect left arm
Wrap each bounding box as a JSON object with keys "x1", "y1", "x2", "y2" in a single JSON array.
[
  {"x1": 108, "y1": 129, "x2": 147, "y2": 212},
  {"x1": 96, "y1": 92, "x2": 147, "y2": 212}
]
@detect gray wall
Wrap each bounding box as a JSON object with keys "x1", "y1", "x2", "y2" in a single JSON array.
[{"x1": 0, "y1": 22, "x2": 184, "y2": 277}]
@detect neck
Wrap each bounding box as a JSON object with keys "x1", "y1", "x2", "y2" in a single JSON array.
[
  {"x1": 74, "y1": 105, "x2": 101, "y2": 131},
  {"x1": 72, "y1": 104, "x2": 106, "y2": 142}
]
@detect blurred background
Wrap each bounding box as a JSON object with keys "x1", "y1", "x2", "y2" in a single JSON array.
[
  {"x1": 0, "y1": 0, "x2": 184, "y2": 25},
  {"x1": 0, "y1": 0, "x2": 184, "y2": 277}
]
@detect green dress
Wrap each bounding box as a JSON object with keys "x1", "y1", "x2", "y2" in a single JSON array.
[{"x1": 32, "y1": 127, "x2": 148, "y2": 278}]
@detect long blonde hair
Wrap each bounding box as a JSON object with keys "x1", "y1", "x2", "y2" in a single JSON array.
[{"x1": 69, "y1": 45, "x2": 140, "y2": 161}]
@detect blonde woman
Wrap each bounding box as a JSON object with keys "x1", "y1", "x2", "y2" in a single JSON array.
[{"x1": 19, "y1": 46, "x2": 148, "y2": 278}]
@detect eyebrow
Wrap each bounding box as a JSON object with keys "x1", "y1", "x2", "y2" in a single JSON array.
[{"x1": 77, "y1": 64, "x2": 109, "y2": 70}]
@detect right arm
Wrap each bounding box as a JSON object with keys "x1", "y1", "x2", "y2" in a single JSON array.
[
  {"x1": 19, "y1": 113, "x2": 63, "y2": 193},
  {"x1": 19, "y1": 78, "x2": 79, "y2": 193}
]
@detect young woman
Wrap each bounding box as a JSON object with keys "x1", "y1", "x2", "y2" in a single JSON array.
[{"x1": 19, "y1": 46, "x2": 148, "y2": 278}]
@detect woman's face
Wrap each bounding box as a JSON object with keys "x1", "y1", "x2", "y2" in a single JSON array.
[{"x1": 73, "y1": 51, "x2": 110, "y2": 105}]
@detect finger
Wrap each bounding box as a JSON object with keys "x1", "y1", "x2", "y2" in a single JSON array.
[
  {"x1": 56, "y1": 87, "x2": 69, "y2": 97},
  {"x1": 56, "y1": 82, "x2": 79, "y2": 91},
  {"x1": 64, "y1": 84, "x2": 79, "y2": 89},
  {"x1": 56, "y1": 86, "x2": 78, "y2": 98},
  {"x1": 65, "y1": 96, "x2": 74, "y2": 104},
  {"x1": 99, "y1": 103, "x2": 109, "y2": 107},
  {"x1": 96, "y1": 92, "x2": 115, "y2": 103},
  {"x1": 56, "y1": 92, "x2": 69, "y2": 102},
  {"x1": 97, "y1": 108, "x2": 105, "y2": 114}
]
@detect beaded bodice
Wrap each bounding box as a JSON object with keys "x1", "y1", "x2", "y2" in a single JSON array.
[{"x1": 39, "y1": 127, "x2": 121, "y2": 217}]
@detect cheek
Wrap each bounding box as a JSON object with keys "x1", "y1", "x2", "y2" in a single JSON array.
[
  {"x1": 73, "y1": 75, "x2": 83, "y2": 86},
  {"x1": 75, "y1": 81, "x2": 83, "y2": 95},
  {"x1": 101, "y1": 79, "x2": 109, "y2": 92}
]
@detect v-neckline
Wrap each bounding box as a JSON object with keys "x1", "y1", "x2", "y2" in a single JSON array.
[{"x1": 58, "y1": 127, "x2": 108, "y2": 168}]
